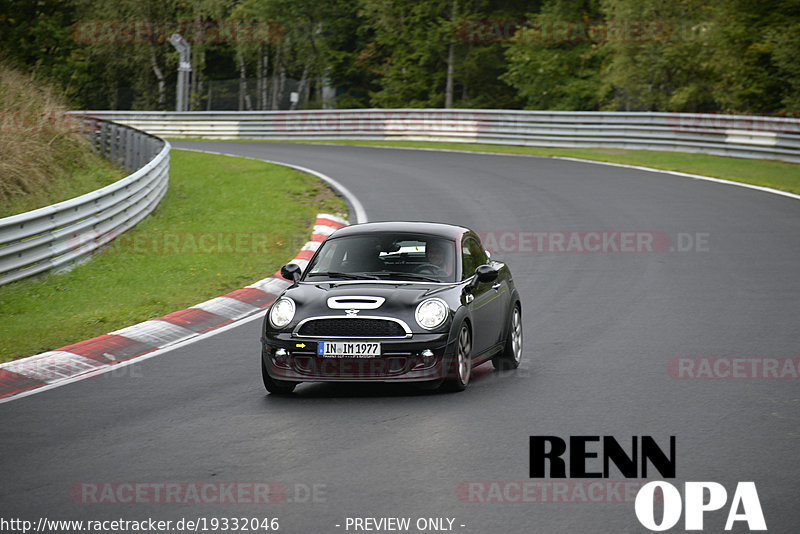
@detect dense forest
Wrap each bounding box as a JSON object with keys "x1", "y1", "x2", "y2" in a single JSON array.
[{"x1": 1, "y1": 0, "x2": 798, "y2": 114}]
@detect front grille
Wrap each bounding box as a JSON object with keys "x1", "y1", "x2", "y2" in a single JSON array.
[
  {"x1": 293, "y1": 356, "x2": 411, "y2": 377},
  {"x1": 296, "y1": 318, "x2": 407, "y2": 338}
]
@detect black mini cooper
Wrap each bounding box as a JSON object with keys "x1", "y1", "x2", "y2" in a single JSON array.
[{"x1": 260, "y1": 221, "x2": 522, "y2": 394}]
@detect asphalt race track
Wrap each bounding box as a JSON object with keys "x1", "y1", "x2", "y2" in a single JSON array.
[{"x1": 2, "y1": 142, "x2": 799, "y2": 533}]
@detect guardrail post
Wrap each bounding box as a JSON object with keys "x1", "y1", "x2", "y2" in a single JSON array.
[
  {"x1": 99, "y1": 121, "x2": 109, "y2": 159},
  {"x1": 125, "y1": 129, "x2": 134, "y2": 172},
  {"x1": 108, "y1": 123, "x2": 118, "y2": 166}
]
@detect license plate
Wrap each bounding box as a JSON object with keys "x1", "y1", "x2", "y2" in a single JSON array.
[{"x1": 317, "y1": 341, "x2": 381, "y2": 358}]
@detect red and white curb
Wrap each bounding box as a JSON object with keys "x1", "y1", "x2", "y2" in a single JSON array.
[{"x1": 0, "y1": 214, "x2": 348, "y2": 402}]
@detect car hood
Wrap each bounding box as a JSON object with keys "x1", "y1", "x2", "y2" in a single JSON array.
[{"x1": 283, "y1": 281, "x2": 458, "y2": 314}]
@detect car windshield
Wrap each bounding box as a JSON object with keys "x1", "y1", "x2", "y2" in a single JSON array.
[{"x1": 304, "y1": 233, "x2": 457, "y2": 282}]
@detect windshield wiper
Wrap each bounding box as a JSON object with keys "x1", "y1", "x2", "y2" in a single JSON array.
[
  {"x1": 306, "y1": 271, "x2": 380, "y2": 280},
  {"x1": 365, "y1": 272, "x2": 443, "y2": 283}
]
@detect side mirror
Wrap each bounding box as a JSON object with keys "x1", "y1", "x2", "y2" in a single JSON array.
[
  {"x1": 467, "y1": 264, "x2": 498, "y2": 290},
  {"x1": 280, "y1": 263, "x2": 302, "y2": 282},
  {"x1": 475, "y1": 264, "x2": 498, "y2": 283}
]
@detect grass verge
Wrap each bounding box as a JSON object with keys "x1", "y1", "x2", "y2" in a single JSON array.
[
  {"x1": 193, "y1": 139, "x2": 799, "y2": 196},
  {"x1": 0, "y1": 63, "x2": 125, "y2": 217},
  {"x1": 0, "y1": 149, "x2": 346, "y2": 363},
  {"x1": 1, "y1": 154, "x2": 126, "y2": 217}
]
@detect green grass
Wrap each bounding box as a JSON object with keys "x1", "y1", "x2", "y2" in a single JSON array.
[
  {"x1": 1, "y1": 152, "x2": 125, "y2": 217},
  {"x1": 0, "y1": 149, "x2": 347, "y2": 362},
  {"x1": 182, "y1": 139, "x2": 799, "y2": 195}
]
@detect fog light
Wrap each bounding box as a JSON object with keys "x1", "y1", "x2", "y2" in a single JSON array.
[
  {"x1": 274, "y1": 348, "x2": 288, "y2": 364},
  {"x1": 421, "y1": 349, "x2": 435, "y2": 367}
]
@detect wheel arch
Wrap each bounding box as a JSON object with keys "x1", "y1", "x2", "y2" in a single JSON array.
[
  {"x1": 503, "y1": 293, "x2": 522, "y2": 341},
  {"x1": 447, "y1": 306, "x2": 472, "y2": 352}
]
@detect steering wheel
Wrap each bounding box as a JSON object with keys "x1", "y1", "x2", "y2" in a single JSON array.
[{"x1": 414, "y1": 263, "x2": 447, "y2": 276}]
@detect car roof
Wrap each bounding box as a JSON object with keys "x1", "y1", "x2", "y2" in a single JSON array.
[{"x1": 329, "y1": 221, "x2": 470, "y2": 240}]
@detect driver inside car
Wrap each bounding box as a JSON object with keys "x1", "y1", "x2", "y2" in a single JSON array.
[{"x1": 425, "y1": 240, "x2": 454, "y2": 278}]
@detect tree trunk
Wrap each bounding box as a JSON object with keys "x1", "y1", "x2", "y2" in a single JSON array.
[
  {"x1": 276, "y1": 66, "x2": 286, "y2": 110},
  {"x1": 445, "y1": 0, "x2": 459, "y2": 108},
  {"x1": 262, "y1": 48, "x2": 269, "y2": 110},
  {"x1": 271, "y1": 43, "x2": 286, "y2": 110},
  {"x1": 256, "y1": 48, "x2": 263, "y2": 110},
  {"x1": 445, "y1": 41, "x2": 454, "y2": 108},
  {"x1": 270, "y1": 45, "x2": 279, "y2": 109},
  {"x1": 149, "y1": 44, "x2": 166, "y2": 110},
  {"x1": 195, "y1": 50, "x2": 205, "y2": 111},
  {"x1": 291, "y1": 63, "x2": 311, "y2": 110},
  {"x1": 190, "y1": 23, "x2": 200, "y2": 110},
  {"x1": 238, "y1": 51, "x2": 253, "y2": 111},
  {"x1": 257, "y1": 44, "x2": 269, "y2": 110},
  {"x1": 238, "y1": 52, "x2": 244, "y2": 111}
]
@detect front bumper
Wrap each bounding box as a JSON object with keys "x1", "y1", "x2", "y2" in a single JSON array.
[{"x1": 262, "y1": 332, "x2": 453, "y2": 382}]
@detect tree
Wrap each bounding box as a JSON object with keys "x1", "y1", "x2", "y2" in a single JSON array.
[
  {"x1": 502, "y1": 0, "x2": 605, "y2": 110},
  {"x1": 598, "y1": 0, "x2": 719, "y2": 111},
  {"x1": 0, "y1": 0, "x2": 92, "y2": 106},
  {"x1": 709, "y1": 0, "x2": 800, "y2": 113},
  {"x1": 68, "y1": 0, "x2": 188, "y2": 110},
  {"x1": 360, "y1": 0, "x2": 526, "y2": 108},
  {"x1": 766, "y1": 19, "x2": 800, "y2": 113}
]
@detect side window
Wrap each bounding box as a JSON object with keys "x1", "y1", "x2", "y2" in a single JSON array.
[{"x1": 461, "y1": 236, "x2": 487, "y2": 280}]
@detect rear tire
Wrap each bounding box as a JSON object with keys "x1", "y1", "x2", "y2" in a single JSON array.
[
  {"x1": 440, "y1": 322, "x2": 472, "y2": 392},
  {"x1": 261, "y1": 353, "x2": 298, "y2": 394},
  {"x1": 492, "y1": 304, "x2": 522, "y2": 370}
]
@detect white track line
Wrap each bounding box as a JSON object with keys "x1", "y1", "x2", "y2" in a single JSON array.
[
  {"x1": 7, "y1": 144, "x2": 792, "y2": 403},
  {"x1": 176, "y1": 148, "x2": 368, "y2": 223},
  {"x1": 0, "y1": 311, "x2": 268, "y2": 404},
  {"x1": 0, "y1": 153, "x2": 363, "y2": 404},
  {"x1": 295, "y1": 142, "x2": 800, "y2": 202}
]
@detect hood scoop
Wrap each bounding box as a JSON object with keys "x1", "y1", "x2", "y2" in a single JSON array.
[{"x1": 327, "y1": 296, "x2": 385, "y2": 310}]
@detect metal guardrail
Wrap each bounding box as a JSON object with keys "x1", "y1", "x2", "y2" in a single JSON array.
[
  {"x1": 0, "y1": 116, "x2": 170, "y2": 285},
  {"x1": 87, "y1": 109, "x2": 800, "y2": 163}
]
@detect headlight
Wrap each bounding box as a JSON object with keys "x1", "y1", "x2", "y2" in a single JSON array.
[
  {"x1": 415, "y1": 298, "x2": 449, "y2": 330},
  {"x1": 269, "y1": 297, "x2": 296, "y2": 328}
]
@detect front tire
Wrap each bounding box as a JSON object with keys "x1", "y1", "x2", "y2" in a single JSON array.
[
  {"x1": 441, "y1": 322, "x2": 472, "y2": 392},
  {"x1": 493, "y1": 304, "x2": 522, "y2": 370},
  {"x1": 261, "y1": 353, "x2": 298, "y2": 394}
]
